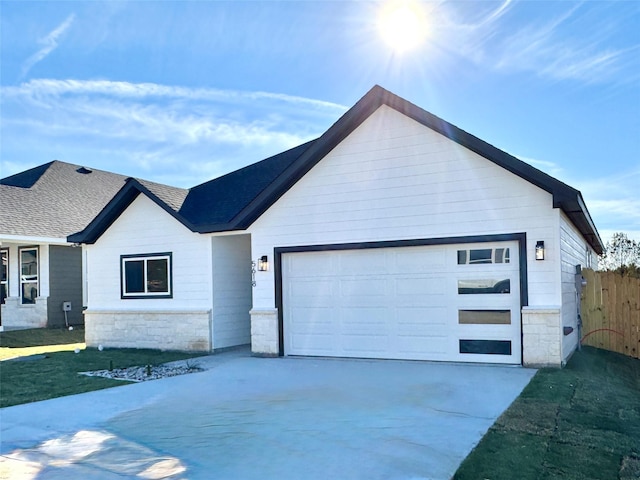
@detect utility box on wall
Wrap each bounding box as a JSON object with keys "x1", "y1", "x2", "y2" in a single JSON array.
[{"x1": 62, "y1": 301, "x2": 72, "y2": 312}]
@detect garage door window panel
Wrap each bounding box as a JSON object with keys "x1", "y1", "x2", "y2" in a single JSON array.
[
  {"x1": 458, "y1": 310, "x2": 511, "y2": 325},
  {"x1": 458, "y1": 279, "x2": 510, "y2": 294},
  {"x1": 459, "y1": 339, "x2": 512, "y2": 355},
  {"x1": 457, "y1": 248, "x2": 510, "y2": 265}
]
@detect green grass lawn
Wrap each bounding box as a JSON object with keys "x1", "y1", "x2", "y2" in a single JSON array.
[
  {"x1": 454, "y1": 346, "x2": 640, "y2": 480},
  {"x1": 0, "y1": 327, "x2": 204, "y2": 408},
  {"x1": 0, "y1": 326, "x2": 85, "y2": 360}
]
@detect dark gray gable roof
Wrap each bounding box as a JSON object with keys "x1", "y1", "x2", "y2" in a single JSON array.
[
  {"x1": 66, "y1": 178, "x2": 191, "y2": 243},
  {"x1": 0, "y1": 161, "x2": 131, "y2": 239},
  {"x1": 68, "y1": 141, "x2": 312, "y2": 242},
  {"x1": 180, "y1": 140, "x2": 315, "y2": 231},
  {"x1": 69, "y1": 85, "x2": 604, "y2": 253}
]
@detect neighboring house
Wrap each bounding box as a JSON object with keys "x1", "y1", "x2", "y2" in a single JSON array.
[
  {"x1": 0, "y1": 161, "x2": 133, "y2": 330},
  {"x1": 69, "y1": 86, "x2": 603, "y2": 367}
]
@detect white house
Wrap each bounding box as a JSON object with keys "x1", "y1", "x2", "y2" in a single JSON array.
[{"x1": 70, "y1": 86, "x2": 603, "y2": 367}]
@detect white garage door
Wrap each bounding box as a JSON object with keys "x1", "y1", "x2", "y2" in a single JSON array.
[{"x1": 282, "y1": 242, "x2": 521, "y2": 364}]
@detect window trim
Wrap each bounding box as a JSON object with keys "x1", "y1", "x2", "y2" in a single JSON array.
[
  {"x1": 19, "y1": 246, "x2": 39, "y2": 305},
  {"x1": 1, "y1": 248, "x2": 8, "y2": 305},
  {"x1": 120, "y1": 252, "x2": 173, "y2": 299}
]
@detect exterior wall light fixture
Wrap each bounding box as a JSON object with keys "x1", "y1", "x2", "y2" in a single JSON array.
[
  {"x1": 535, "y1": 241, "x2": 545, "y2": 261},
  {"x1": 257, "y1": 255, "x2": 269, "y2": 271}
]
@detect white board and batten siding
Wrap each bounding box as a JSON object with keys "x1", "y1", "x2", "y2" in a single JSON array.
[
  {"x1": 84, "y1": 195, "x2": 214, "y2": 351},
  {"x1": 559, "y1": 211, "x2": 597, "y2": 362},
  {"x1": 249, "y1": 105, "x2": 567, "y2": 363}
]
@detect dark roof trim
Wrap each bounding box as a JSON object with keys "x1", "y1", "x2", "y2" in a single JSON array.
[
  {"x1": 221, "y1": 85, "x2": 604, "y2": 253},
  {"x1": 225, "y1": 90, "x2": 384, "y2": 229},
  {"x1": 68, "y1": 179, "x2": 196, "y2": 244},
  {"x1": 555, "y1": 192, "x2": 603, "y2": 254},
  {"x1": 67, "y1": 85, "x2": 603, "y2": 254}
]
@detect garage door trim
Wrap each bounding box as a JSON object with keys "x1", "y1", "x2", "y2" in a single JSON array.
[{"x1": 274, "y1": 233, "x2": 528, "y2": 360}]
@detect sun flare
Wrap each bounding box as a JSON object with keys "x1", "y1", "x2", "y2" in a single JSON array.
[{"x1": 377, "y1": 0, "x2": 429, "y2": 54}]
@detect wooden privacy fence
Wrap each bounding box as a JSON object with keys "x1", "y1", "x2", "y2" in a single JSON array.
[{"x1": 581, "y1": 269, "x2": 640, "y2": 359}]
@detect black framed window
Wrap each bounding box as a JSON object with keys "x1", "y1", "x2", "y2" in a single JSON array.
[
  {"x1": 121, "y1": 253, "x2": 172, "y2": 298},
  {"x1": 1, "y1": 249, "x2": 8, "y2": 305},
  {"x1": 19, "y1": 247, "x2": 38, "y2": 305}
]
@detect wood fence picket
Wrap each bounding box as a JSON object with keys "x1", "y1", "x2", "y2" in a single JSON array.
[{"x1": 581, "y1": 269, "x2": 640, "y2": 359}]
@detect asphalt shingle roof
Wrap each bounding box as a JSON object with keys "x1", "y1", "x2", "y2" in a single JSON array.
[
  {"x1": 136, "y1": 179, "x2": 189, "y2": 212},
  {"x1": 179, "y1": 140, "x2": 315, "y2": 227},
  {"x1": 0, "y1": 161, "x2": 189, "y2": 241},
  {"x1": 0, "y1": 161, "x2": 130, "y2": 239}
]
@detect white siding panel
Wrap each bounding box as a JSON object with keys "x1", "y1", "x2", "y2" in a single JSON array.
[
  {"x1": 249, "y1": 105, "x2": 559, "y2": 309},
  {"x1": 211, "y1": 234, "x2": 252, "y2": 349},
  {"x1": 86, "y1": 195, "x2": 212, "y2": 312},
  {"x1": 559, "y1": 212, "x2": 595, "y2": 362}
]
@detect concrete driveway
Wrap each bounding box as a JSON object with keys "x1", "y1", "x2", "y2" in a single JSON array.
[{"x1": 1, "y1": 349, "x2": 535, "y2": 480}]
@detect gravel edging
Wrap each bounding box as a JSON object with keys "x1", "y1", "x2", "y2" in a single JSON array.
[{"x1": 80, "y1": 363, "x2": 204, "y2": 382}]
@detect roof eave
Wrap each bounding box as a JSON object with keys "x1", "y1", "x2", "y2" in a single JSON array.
[
  {"x1": 214, "y1": 88, "x2": 387, "y2": 230},
  {"x1": 67, "y1": 182, "x2": 141, "y2": 244},
  {"x1": 68, "y1": 179, "x2": 197, "y2": 244},
  {"x1": 389, "y1": 90, "x2": 604, "y2": 254},
  {"x1": 0, "y1": 234, "x2": 71, "y2": 245},
  {"x1": 202, "y1": 86, "x2": 604, "y2": 254},
  {"x1": 554, "y1": 193, "x2": 604, "y2": 255}
]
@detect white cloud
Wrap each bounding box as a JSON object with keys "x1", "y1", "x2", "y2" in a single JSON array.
[
  {"x1": 438, "y1": 2, "x2": 636, "y2": 85},
  {"x1": 572, "y1": 169, "x2": 640, "y2": 240},
  {"x1": 511, "y1": 153, "x2": 639, "y2": 244},
  {"x1": 2, "y1": 81, "x2": 330, "y2": 148},
  {"x1": 0, "y1": 79, "x2": 344, "y2": 186},
  {"x1": 4, "y1": 79, "x2": 347, "y2": 112},
  {"x1": 20, "y1": 14, "x2": 76, "y2": 79}
]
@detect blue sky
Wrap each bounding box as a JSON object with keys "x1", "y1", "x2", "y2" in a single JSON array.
[{"x1": 1, "y1": 1, "x2": 638, "y2": 243}]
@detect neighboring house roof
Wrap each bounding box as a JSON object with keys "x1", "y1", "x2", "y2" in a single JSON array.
[
  {"x1": 0, "y1": 160, "x2": 187, "y2": 242},
  {"x1": 0, "y1": 161, "x2": 130, "y2": 241},
  {"x1": 68, "y1": 85, "x2": 604, "y2": 254}
]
